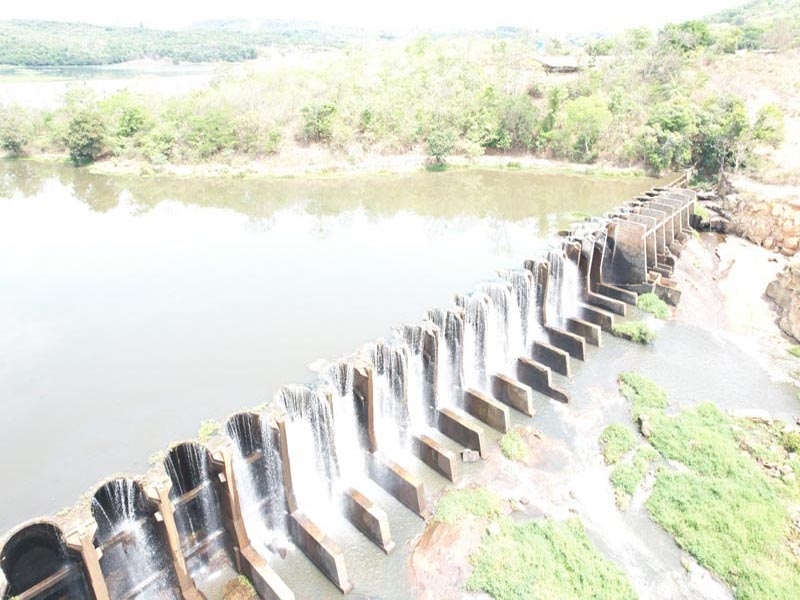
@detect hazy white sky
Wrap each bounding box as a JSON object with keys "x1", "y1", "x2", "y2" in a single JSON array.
[{"x1": 3, "y1": 0, "x2": 749, "y2": 32}]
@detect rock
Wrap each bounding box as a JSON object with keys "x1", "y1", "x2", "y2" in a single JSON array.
[
  {"x1": 781, "y1": 464, "x2": 794, "y2": 476},
  {"x1": 639, "y1": 414, "x2": 652, "y2": 438},
  {"x1": 730, "y1": 408, "x2": 773, "y2": 424},
  {"x1": 461, "y1": 449, "x2": 480, "y2": 463},
  {"x1": 519, "y1": 496, "x2": 530, "y2": 505},
  {"x1": 486, "y1": 522, "x2": 501, "y2": 536}
]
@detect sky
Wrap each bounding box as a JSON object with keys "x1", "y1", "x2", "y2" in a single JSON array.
[{"x1": 2, "y1": 0, "x2": 750, "y2": 32}]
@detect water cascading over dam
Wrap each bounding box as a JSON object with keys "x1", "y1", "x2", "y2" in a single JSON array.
[{"x1": 0, "y1": 184, "x2": 697, "y2": 599}]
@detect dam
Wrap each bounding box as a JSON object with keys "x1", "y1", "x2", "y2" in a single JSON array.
[{"x1": 0, "y1": 181, "x2": 696, "y2": 600}]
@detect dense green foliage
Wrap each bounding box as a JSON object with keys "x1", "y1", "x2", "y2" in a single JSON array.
[
  {"x1": 636, "y1": 293, "x2": 670, "y2": 319},
  {"x1": 612, "y1": 321, "x2": 657, "y2": 343},
  {"x1": 467, "y1": 517, "x2": 637, "y2": 599},
  {"x1": 614, "y1": 373, "x2": 800, "y2": 598},
  {"x1": 433, "y1": 487, "x2": 503, "y2": 524},
  {"x1": 499, "y1": 429, "x2": 528, "y2": 462},
  {"x1": 707, "y1": 0, "x2": 800, "y2": 50},
  {"x1": 0, "y1": 20, "x2": 347, "y2": 66},
  {"x1": 599, "y1": 424, "x2": 637, "y2": 464}
]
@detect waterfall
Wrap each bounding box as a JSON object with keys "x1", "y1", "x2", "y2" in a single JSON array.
[
  {"x1": 277, "y1": 385, "x2": 340, "y2": 520},
  {"x1": 225, "y1": 414, "x2": 287, "y2": 553},
  {"x1": 475, "y1": 280, "x2": 523, "y2": 375},
  {"x1": 91, "y1": 479, "x2": 178, "y2": 599},
  {"x1": 320, "y1": 362, "x2": 368, "y2": 485},
  {"x1": 500, "y1": 268, "x2": 543, "y2": 354},
  {"x1": 164, "y1": 443, "x2": 224, "y2": 565},
  {"x1": 546, "y1": 248, "x2": 581, "y2": 327},
  {"x1": 426, "y1": 308, "x2": 463, "y2": 409},
  {"x1": 397, "y1": 325, "x2": 429, "y2": 432},
  {"x1": 455, "y1": 293, "x2": 491, "y2": 391},
  {"x1": 367, "y1": 342, "x2": 410, "y2": 454}
]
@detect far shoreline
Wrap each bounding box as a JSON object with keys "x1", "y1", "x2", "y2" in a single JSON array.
[{"x1": 6, "y1": 150, "x2": 657, "y2": 182}]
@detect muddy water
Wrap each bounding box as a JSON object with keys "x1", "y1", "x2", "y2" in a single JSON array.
[{"x1": 0, "y1": 160, "x2": 665, "y2": 533}]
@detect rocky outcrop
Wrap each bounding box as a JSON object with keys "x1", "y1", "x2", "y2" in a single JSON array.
[
  {"x1": 729, "y1": 194, "x2": 800, "y2": 256},
  {"x1": 766, "y1": 257, "x2": 800, "y2": 341}
]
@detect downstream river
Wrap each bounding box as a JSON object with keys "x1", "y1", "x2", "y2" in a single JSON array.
[{"x1": 0, "y1": 160, "x2": 666, "y2": 532}]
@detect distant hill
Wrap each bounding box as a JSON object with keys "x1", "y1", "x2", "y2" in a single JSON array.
[
  {"x1": 0, "y1": 20, "x2": 353, "y2": 67},
  {"x1": 706, "y1": 0, "x2": 800, "y2": 48}
]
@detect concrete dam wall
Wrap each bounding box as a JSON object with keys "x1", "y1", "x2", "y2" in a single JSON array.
[{"x1": 0, "y1": 184, "x2": 696, "y2": 600}]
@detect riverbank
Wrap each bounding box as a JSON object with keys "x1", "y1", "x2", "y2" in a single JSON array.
[{"x1": 17, "y1": 149, "x2": 649, "y2": 180}]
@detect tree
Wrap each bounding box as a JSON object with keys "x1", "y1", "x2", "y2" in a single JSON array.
[
  {"x1": 693, "y1": 95, "x2": 749, "y2": 181},
  {"x1": 0, "y1": 108, "x2": 32, "y2": 156},
  {"x1": 753, "y1": 104, "x2": 785, "y2": 146},
  {"x1": 561, "y1": 95, "x2": 612, "y2": 162},
  {"x1": 301, "y1": 102, "x2": 337, "y2": 143},
  {"x1": 64, "y1": 110, "x2": 106, "y2": 165},
  {"x1": 426, "y1": 128, "x2": 456, "y2": 165}
]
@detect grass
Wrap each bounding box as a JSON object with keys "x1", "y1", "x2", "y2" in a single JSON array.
[
  {"x1": 618, "y1": 371, "x2": 668, "y2": 421},
  {"x1": 612, "y1": 320, "x2": 657, "y2": 343},
  {"x1": 467, "y1": 517, "x2": 637, "y2": 599},
  {"x1": 636, "y1": 293, "x2": 670, "y2": 319},
  {"x1": 615, "y1": 373, "x2": 800, "y2": 599},
  {"x1": 433, "y1": 487, "x2": 503, "y2": 525},
  {"x1": 610, "y1": 446, "x2": 661, "y2": 501},
  {"x1": 599, "y1": 424, "x2": 637, "y2": 464},
  {"x1": 499, "y1": 429, "x2": 528, "y2": 462},
  {"x1": 787, "y1": 345, "x2": 800, "y2": 358}
]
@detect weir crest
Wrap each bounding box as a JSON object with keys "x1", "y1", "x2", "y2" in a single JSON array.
[{"x1": 0, "y1": 183, "x2": 696, "y2": 599}]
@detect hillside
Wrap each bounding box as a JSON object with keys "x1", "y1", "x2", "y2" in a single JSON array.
[{"x1": 706, "y1": 0, "x2": 800, "y2": 49}]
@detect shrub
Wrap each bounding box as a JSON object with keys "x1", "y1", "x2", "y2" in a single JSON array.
[{"x1": 64, "y1": 110, "x2": 106, "y2": 165}]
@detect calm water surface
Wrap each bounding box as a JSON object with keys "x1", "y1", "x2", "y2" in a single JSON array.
[{"x1": 0, "y1": 160, "x2": 665, "y2": 532}]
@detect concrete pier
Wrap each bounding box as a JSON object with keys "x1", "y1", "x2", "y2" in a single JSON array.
[
  {"x1": 491, "y1": 374, "x2": 535, "y2": 416},
  {"x1": 412, "y1": 434, "x2": 460, "y2": 482},
  {"x1": 463, "y1": 388, "x2": 510, "y2": 433},
  {"x1": 289, "y1": 512, "x2": 353, "y2": 594},
  {"x1": 517, "y1": 357, "x2": 570, "y2": 403},
  {"x1": 437, "y1": 407, "x2": 486, "y2": 457},
  {"x1": 367, "y1": 454, "x2": 427, "y2": 517},
  {"x1": 343, "y1": 488, "x2": 395, "y2": 554}
]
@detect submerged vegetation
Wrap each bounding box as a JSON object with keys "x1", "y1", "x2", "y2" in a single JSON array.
[
  {"x1": 636, "y1": 293, "x2": 670, "y2": 319},
  {"x1": 467, "y1": 517, "x2": 637, "y2": 599},
  {"x1": 612, "y1": 320, "x2": 657, "y2": 343},
  {"x1": 0, "y1": 2, "x2": 792, "y2": 172},
  {"x1": 612, "y1": 372, "x2": 800, "y2": 598},
  {"x1": 499, "y1": 428, "x2": 528, "y2": 462}
]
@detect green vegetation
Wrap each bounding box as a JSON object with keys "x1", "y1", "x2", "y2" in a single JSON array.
[
  {"x1": 614, "y1": 373, "x2": 800, "y2": 598},
  {"x1": 467, "y1": 517, "x2": 637, "y2": 599},
  {"x1": 694, "y1": 200, "x2": 710, "y2": 221},
  {"x1": 636, "y1": 293, "x2": 670, "y2": 319},
  {"x1": 618, "y1": 371, "x2": 668, "y2": 421},
  {"x1": 499, "y1": 428, "x2": 528, "y2": 462},
  {"x1": 433, "y1": 487, "x2": 503, "y2": 524},
  {"x1": 197, "y1": 419, "x2": 221, "y2": 443},
  {"x1": 0, "y1": 10, "x2": 790, "y2": 173},
  {"x1": 787, "y1": 345, "x2": 800, "y2": 358},
  {"x1": 599, "y1": 424, "x2": 637, "y2": 464},
  {"x1": 610, "y1": 446, "x2": 660, "y2": 501},
  {"x1": 612, "y1": 320, "x2": 657, "y2": 344}
]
